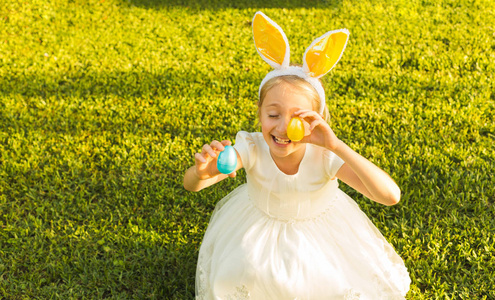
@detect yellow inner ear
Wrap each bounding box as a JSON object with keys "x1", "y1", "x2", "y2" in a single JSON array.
[
  {"x1": 306, "y1": 31, "x2": 348, "y2": 77},
  {"x1": 253, "y1": 14, "x2": 286, "y2": 66}
]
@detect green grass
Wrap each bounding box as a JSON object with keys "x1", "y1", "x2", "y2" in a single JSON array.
[{"x1": 0, "y1": 0, "x2": 494, "y2": 298}]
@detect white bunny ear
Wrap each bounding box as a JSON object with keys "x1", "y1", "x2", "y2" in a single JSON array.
[
  {"x1": 303, "y1": 29, "x2": 349, "y2": 78},
  {"x1": 252, "y1": 12, "x2": 290, "y2": 69}
]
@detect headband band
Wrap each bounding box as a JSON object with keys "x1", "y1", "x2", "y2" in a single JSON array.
[{"x1": 252, "y1": 12, "x2": 349, "y2": 114}]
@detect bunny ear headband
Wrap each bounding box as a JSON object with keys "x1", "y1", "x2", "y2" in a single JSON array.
[{"x1": 252, "y1": 11, "x2": 350, "y2": 114}]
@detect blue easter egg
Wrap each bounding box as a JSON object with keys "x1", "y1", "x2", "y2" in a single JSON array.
[{"x1": 217, "y1": 145, "x2": 237, "y2": 174}]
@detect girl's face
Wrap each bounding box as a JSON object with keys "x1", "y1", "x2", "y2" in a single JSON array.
[{"x1": 259, "y1": 81, "x2": 313, "y2": 162}]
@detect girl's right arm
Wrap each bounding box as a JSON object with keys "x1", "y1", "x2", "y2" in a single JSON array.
[{"x1": 183, "y1": 140, "x2": 243, "y2": 192}]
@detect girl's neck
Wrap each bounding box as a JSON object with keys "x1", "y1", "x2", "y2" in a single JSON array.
[{"x1": 270, "y1": 144, "x2": 307, "y2": 175}]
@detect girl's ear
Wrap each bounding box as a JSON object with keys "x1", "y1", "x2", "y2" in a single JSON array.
[
  {"x1": 252, "y1": 12, "x2": 290, "y2": 69},
  {"x1": 303, "y1": 29, "x2": 350, "y2": 78}
]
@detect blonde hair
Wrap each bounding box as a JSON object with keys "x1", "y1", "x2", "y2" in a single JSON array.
[{"x1": 258, "y1": 75, "x2": 330, "y2": 123}]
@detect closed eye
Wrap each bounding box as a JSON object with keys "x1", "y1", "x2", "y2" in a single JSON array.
[{"x1": 268, "y1": 115, "x2": 279, "y2": 118}]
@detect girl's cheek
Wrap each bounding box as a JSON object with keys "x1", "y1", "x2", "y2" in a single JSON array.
[
  {"x1": 261, "y1": 117, "x2": 273, "y2": 127},
  {"x1": 262, "y1": 123, "x2": 272, "y2": 133}
]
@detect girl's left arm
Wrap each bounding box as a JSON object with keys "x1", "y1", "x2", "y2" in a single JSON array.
[{"x1": 332, "y1": 141, "x2": 401, "y2": 206}]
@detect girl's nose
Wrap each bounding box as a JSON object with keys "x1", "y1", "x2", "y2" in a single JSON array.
[{"x1": 277, "y1": 116, "x2": 291, "y2": 134}]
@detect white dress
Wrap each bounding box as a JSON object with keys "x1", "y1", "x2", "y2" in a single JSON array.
[{"x1": 196, "y1": 131, "x2": 410, "y2": 299}]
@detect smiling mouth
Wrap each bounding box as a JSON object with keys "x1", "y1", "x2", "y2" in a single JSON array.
[{"x1": 272, "y1": 135, "x2": 291, "y2": 145}]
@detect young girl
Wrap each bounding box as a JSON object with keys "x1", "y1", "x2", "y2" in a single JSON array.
[{"x1": 184, "y1": 12, "x2": 410, "y2": 299}]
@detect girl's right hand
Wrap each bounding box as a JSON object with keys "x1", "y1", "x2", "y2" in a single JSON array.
[
  {"x1": 295, "y1": 110, "x2": 342, "y2": 151},
  {"x1": 194, "y1": 140, "x2": 236, "y2": 179}
]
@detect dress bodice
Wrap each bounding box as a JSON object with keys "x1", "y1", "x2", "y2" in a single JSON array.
[{"x1": 234, "y1": 131, "x2": 344, "y2": 221}]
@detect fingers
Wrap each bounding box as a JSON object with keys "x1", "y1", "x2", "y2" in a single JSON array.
[
  {"x1": 294, "y1": 110, "x2": 327, "y2": 130},
  {"x1": 310, "y1": 118, "x2": 329, "y2": 131},
  {"x1": 201, "y1": 140, "x2": 223, "y2": 157},
  {"x1": 220, "y1": 140, "x2": 232, "y2": 147},
  {"x1": 195, "y1": 152, "x2": 207, "y2": 163},
  {"x1": 295, "y1": 109, "x2": 323, "y2": 121},
  {"x1": 210, "y1": 140, "x2": 232, "y2": 151},
  {"x1": 195, "y1": 140, "x2": 233, "y2": 164}
]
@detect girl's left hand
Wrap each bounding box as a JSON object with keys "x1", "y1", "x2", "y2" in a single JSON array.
[{"x1": 294, "y1": 109, "x2": 341, "y2": 151}]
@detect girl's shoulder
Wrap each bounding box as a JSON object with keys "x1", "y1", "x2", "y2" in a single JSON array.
[
  {"x1": 308, "y1": 144, "x2": 344, "y2": 179},
  {"x1": 234, "y1": 131, "x2": 264, "y2": 171},
  {"x1": 234, "y1": 131, "x2": 266, "y2": 150}
]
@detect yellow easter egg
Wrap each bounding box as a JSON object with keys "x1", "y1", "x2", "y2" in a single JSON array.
[{"x1": 287, "y1": 117, "x2": 304, "y2": 142}]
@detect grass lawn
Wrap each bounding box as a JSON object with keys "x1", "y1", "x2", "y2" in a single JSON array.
[{"x1": 0, "y1": 0, "x2": 494, "y2": 298}]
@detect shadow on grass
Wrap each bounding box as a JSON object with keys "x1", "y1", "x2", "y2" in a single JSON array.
[
  {"x1": 0, "y1": 66, "x2": 258, "y2": 139},
  {"x1": 0, "y1": 67, "x2": 253, "y2": 298},
  {"x1": 127, "y1": 0, "x2": 342, "y2": 10}
]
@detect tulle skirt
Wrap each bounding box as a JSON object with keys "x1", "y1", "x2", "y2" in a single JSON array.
[{"x1": 196, "y1": 184, "x2": 410, "y2": 299}]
